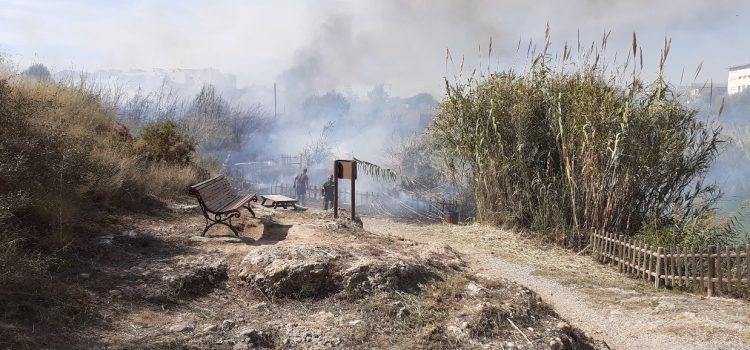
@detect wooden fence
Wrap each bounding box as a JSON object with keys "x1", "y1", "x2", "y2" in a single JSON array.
[{"x1": 591, "y1": 231, "x2": 749, "y2": 297}]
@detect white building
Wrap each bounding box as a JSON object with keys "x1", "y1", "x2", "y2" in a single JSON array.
[{"x1": 728, "y1": 63, "x2": 750, "y2": 95}]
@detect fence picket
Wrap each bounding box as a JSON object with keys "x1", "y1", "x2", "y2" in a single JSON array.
[
  {"x1": 679, "y1": 248, "x2": 685, "y2": 287},
  {"x1": 631, "y1": 240, "x2": 637, "y2": 276},
  {"x1": 729, "y1": 247, "x2": 734, "y2": 291},
  {"x1": 670, "y1": 249, "x2": 679, "y2": 287},
  {"x1": 655, "y1": 247, "x2": 664, "y2": 288},
  {"x1": 717, "y1": 247, "x2": 723, "y2": 295},
  {"x1": 736, "y1": 246, "x2": 742, "y2": 291},
  {"x1": 696, "y1": 248, "x2": 703, "y2": 293},
  {"x1": 618, "y1": 235, "x2": 624, "y2": 273}
]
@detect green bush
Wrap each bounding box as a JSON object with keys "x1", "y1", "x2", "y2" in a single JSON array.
[
  {"x1": 135, "y1": 119, "x2": 196, "y2": 164},
  {"x1": 432, "y1": 36, "x2": 725, "y2": 247}
]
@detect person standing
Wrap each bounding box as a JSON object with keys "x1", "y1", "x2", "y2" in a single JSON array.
[
  {"x1": 321, "y1": 174, "x2": 335, "y2": 210},
  {"x1": 293, "y1": 168, "x2": 309, "y2": 205}
]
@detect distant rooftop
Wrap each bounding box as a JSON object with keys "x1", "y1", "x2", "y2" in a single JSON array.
[{"x1": 729, "y1": 63, "x2": 750, "y2": 71}]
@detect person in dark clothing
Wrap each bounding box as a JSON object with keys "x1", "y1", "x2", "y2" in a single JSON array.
[
  {"x1": 293, "y1": 168, "x2": 309, "y2": 205},
  {"x1": 321, "y1": 174, "x2": 335, "y2": 210}
]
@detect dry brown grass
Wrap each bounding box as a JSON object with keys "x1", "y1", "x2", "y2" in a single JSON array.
[{"x1": 0, "y1": 67, "x2": 207, "y2": 348}]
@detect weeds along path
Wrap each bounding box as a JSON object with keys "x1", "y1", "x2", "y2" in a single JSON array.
[{"x1": 364, "y1": 218, "x2": 750, "y2": 350}]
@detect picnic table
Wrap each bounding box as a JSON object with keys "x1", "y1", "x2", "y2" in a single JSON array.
[{"x1": 258, "y1": 194, "x2": 298, "y2": 209}]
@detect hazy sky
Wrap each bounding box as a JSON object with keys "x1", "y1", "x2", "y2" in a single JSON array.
[{"x1": 1, "y1": 0, "x2": 749, "y2": 96}]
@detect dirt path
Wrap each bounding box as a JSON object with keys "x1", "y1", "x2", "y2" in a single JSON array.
[{"x1": 364, "y1": 218, "x2": 750, "y2": 350}]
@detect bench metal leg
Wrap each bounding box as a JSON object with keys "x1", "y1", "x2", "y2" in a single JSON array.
[
  {"x1": 244, "y1": 204, "x2": 256, "y2": 218},
  {"x1": 201, "y1": 212, "x2": 240, "y2": 237}
]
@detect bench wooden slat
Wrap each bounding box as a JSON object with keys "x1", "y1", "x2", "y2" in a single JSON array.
[
  {"x1": 198, "y1": 181, "x2": 233, "y2": 198},
  {"x1": 191, "y1": 175, "x2": 226, "y2": 191},
  {"x1": 204, "y1": 191, "x2": 240, "y2": 212},
  {"x1": 218, "y1": 193, "x2": 256, "y2": 213}
]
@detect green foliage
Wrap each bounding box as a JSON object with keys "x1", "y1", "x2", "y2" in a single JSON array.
[
  {"x1": 354, "y1": 157, "x2": 398, "y2": 183},
  {"x1": 135, "y1": 119, "x2": 196, "y2": 164},
  {"x1": 432, "y1": 34, "x2": 725, "y2": 247}
]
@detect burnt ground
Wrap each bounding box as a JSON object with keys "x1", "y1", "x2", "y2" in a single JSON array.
[{"x1": 46, "y1": 203, "x2": 607, "y2": 349}]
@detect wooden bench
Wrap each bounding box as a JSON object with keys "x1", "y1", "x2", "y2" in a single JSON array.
[
  {"x1": 189, "y1": 175, "x2": 257, "y2": 237},
  {"x1": 258, "y1": 194, "x2": 298, "y2": 209}
]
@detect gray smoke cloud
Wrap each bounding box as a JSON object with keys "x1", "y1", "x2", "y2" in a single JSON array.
[{"x1": 5, "y1": 0, "x2": 748, "y2": 98}]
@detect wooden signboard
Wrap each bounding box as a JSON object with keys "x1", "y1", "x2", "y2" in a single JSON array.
[
  {"x1": 333, "y1": 160, "x2": 357, "y2": 219},
  {"x1": 336, "y1": 160, "x2": 357, "y2": 180}
]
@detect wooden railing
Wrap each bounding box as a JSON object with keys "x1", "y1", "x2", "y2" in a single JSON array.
[
  {"x1": 591, "y1": 231, "x2": 749, "y2": 297},
  {"x1": 233, "y1": 179, "x2": 467, "y2": 221}
]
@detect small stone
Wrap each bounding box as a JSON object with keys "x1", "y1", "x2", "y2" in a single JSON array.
[
  {"x1": 464, "y1": 281, "x2": 485, "y2": 295},
  {"x1": 557, "y1": 321, "x2": 571, "y2": 334},
  {"x1": 316, "y1": 311, "x2": 334, "y2": 318},
  {"x1": 169, "y1": 323, "x2": 194, "y2": 332},
  {"x1": 348, "y1": 319, "x2": 363, "y2": 326},
  {"x1": 250, "y1": 302, "x2": 267, "y2": 309},
  {"x1": 396, "y1": 307, "x2": 410, "y2": 319},
  {"x1": 222, "y1": 319, "x2": 236, "y2": 330},
  {"x1": 79, "y1": 273, "x2": 91, "y2": 279},
  {"x1": 203, "y1": 324, "x2": 218, "y2": 332},
  {"x1": 527, "y1": 326, "x2": 534, "y2": 332},
  {"x1": 238, "y1": 327, "x2": 272, "y2": 347}
]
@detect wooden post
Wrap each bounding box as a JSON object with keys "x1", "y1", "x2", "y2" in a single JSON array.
[
  {"x1": 669, "y1": 249, "x2": 676, "y2": 287},
  {"x1": 716, "y1": 246, "x2": 723, "y2": 295},
  {"x1": 696, "y1": 247, "x2": 703, "y2": 293},
  {"x1": 591, "y1": 230, "x2": 599, "y2": 261},
  {"x1": 350, "y1": 161, "x2": 356, "y2": 220},
  {"x1": 735, "y1": 246, "x2": 742, "y2": 293},
  {"x1": 682, "y1": 247, "x2": 690, "y2": 287},
  {"x1": 618, "y1": 235, "x2": 624, "y2": 273},
  {"x1": 678, "y1": 249, "x2": 684, "y2": 287},
  {"x1": 628, "y1": 239, "x2": 634, "y2": 274},
  {"x1": 333, "y1": 161, "x2": 339, "y2": 219},
  {"x1": 707, "y1": 246, "x2": 716, "y2": 297},
  {"x1": 655, "y1": 247, "x2": 664, "y2": 289},
  {"x1": 726, "y1": 246, "x2": 733, "y2": 294},
  {"x1": 642, "y1": 244, "x2": 649, "y2": 280}
]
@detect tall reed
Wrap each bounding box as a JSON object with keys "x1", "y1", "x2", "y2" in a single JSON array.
[{"x1": 432, "y1": 33, "x2": 724, "y2": 247}]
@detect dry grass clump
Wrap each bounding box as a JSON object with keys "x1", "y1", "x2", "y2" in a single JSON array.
[
  {"x1": 0, "y1": 68, "x2": 207, "y2": 347},
  {"x1": 432, "y1": 33, "x2": 726, "y2": 248}
]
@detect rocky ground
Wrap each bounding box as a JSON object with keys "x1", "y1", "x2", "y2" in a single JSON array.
[
  {"x1": 365, "y1": 219, "x2": 750, "y2": 350},
  {"x1": 67, "y1": 204, "x2": 606, "y2": 349}
]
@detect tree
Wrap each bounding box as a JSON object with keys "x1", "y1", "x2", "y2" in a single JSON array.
[{"x1": 23, "y1": 64, "x2": 52, "y2": 81}]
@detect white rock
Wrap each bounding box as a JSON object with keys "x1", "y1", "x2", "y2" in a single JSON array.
[
  {"x1": 203, "y1": 324, "x2": 218, "y2": 332},
  {"x1": 222, "y1": 319, "x2": 236, "y2": 330},
  {"x1": 169, "y1": 323, "x2": 194, "y2": 332},
  {"x1": 348, "y1": 320, "x2": 363, "y2": 326},
  {"x1": 465, "y1": 281, "x2": 485, "y2": 295}
]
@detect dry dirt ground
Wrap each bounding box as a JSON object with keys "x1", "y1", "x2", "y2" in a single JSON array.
[
  {"x1": 364, "y1": 218, "x2": 750, "y2": 350},
  {"x1": 66, "y1": 204, "x2": 604, "y2": 349}
]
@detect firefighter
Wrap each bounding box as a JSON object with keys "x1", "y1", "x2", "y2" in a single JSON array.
[
  {"x1": 293, "y1": 168, "x2": 309, "y2": 205},
  {"x1": 321, "y1": 174, "x2": 335, "y2": 210}
]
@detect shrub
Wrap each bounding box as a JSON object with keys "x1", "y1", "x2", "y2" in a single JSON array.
[
  {"x1": 135, "y1": 119, "x2": 196, "y2": 164},
  {"x1": 432, "y1": 34, "x2": 724, "y2": 247}
]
